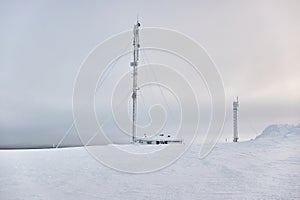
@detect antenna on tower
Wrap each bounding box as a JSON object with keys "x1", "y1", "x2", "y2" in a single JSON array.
[{"x1": 233, "y1": 96, "x2": 239, "y2": 142}]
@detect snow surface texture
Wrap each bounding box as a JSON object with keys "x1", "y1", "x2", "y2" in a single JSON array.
[{"x1": 0, "y1": 124, "x2": 299, "y2": 200}]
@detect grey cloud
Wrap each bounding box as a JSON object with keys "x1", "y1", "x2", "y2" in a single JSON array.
[{"x1": 0, "y1": 0, "x2": 299, "y2": 148}]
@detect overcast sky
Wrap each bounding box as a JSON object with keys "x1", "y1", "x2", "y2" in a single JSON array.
[{"x1": 0, "y1": 0, "x2": 299, "y2": 148}]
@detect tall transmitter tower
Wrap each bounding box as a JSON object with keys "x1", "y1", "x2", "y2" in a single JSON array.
[
  {"x1": 233, "y1": 97, "x2": 239, "y2": 142},
  {"x1": 131, "y1": 20, "x2": 140, "y2": 143}
]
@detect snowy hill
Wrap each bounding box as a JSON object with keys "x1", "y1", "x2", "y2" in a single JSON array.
[
  {"x1": 255, "y1": 123, "x2": 300, "y2": 139},
  {"x1": 0, "y1": 124, "x2": 299, "y2": 199}
]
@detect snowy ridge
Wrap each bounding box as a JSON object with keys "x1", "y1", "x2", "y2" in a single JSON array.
[
  {"x1": 0, "y1": 124, "x2": 299, "y2": 199},
  {"x1": 255, "y1": 123, "x2": 300, "y2": 140}
]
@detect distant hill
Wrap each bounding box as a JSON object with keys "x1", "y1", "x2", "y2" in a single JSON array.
[{"x1": 255, "y1": 124, "x2": 300, "y2": 140}]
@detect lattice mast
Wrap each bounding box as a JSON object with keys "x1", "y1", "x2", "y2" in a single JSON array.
[
  {"x1": 131, "y1": 20, "x2": 140, "y2": 143},
  {"x1": 233, "y1": 97, "x2": 239, "y2": 142}
]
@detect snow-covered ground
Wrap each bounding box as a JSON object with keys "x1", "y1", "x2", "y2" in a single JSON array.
[{"x1": 0, "y1": 124, "x2": 299, "y2": 200}]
